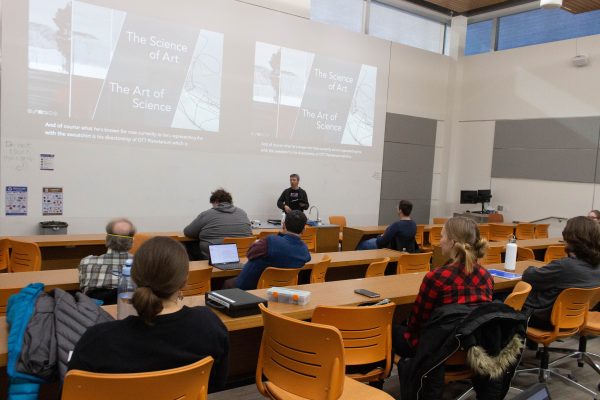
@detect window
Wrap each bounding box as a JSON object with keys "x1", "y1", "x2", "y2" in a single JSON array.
[
  {"x1": 465, "y1": 20, "x2": 493, "y2": 56},
  {"x1": 310, "y1": 0, "x2": 364, "y2": 33},
  {"x1": 369, "y1": 1, "x2": 446, "y2": 54}
]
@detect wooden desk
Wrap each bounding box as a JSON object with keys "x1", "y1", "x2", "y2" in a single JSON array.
[
  {"x1": 0, "y1": 249, "x2": 402, "y2": 291},
  {"x1": 341, "y1": 226, "x2": 387, "y2": 251}
]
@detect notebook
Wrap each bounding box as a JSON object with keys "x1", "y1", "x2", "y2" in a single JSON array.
[
  {"x1": 488, "y1": 269, "x2": 522, "y2": 280},
  {"x1": 209, "y1": 243, "x2": 244, "y2": 270}
]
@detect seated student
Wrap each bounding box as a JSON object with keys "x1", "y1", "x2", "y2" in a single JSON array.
[
  {"x1": 79, "y1": 218, "x2": 136, "y2": 305},
  {"x1": 393, "y1": 217, "x2": 492, "y2": 357},
  {"x1": 588, "y1": 210, "x2": 600, "y2": 224},
  {"x1": 183, "y1": 188, "x2": 252, "y2": 260},
  {"x1": 69, "y1": 237, "x2": 229, "y2": 392},
  {"x1": 523, "y1": 216, "x2": 600, "y2": 329},
  {"x1": 227, "y1": 210, "x2": 311, "y2": 290},
  {"x1": 357, "y1": 200, "x2": 418, "y2": 252}
]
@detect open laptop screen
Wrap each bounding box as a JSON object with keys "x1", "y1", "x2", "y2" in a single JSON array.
[{"x1": 209, "y1": 243, "x2": 240, "y2": 264}]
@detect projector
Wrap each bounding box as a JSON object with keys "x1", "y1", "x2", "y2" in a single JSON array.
[{"x1": 572, "y1": 54, "x2": 590, "y2": 67}]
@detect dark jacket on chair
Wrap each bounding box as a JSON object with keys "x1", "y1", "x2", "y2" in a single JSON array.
[{"x1": 398, "y1": 302, "x2": 527, "y2": 400}]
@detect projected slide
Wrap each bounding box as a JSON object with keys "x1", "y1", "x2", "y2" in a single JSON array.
[
  {"x1": 253, "y1": 42, "x2": 377, "y2": 147},
  {"x1": 27, "y1": 0, "x2": 223, "y2": 134}
]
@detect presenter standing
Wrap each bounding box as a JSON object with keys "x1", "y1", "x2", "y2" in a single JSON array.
[{"x1": 277, "y1": 173, "x2": 309, "y2": 213}]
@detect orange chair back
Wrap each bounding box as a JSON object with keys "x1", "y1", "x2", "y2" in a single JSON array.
[
  {"x1": 257, "y1": 267, "x2": 300, "y2": 289},
  {"x1": 365, "y1": 257, "x2": 390, "y2": 278},
  {"x1": 534, "y1": 224, "x2": 550, "y2": 239},
  {"x1": 310, "y1": 255, "x2": 332, "y2": 284},
  {"x1": 257, "y1": 231, "x2": 277, "y2": 240},
  {"x1": 8, "y1": 240, "x2": 41, "y2": 272},
  {"x1": 222, "y1": 236, "x2": 257, "y2": 258},
  {"x1": 515, "y1": 223, "x2": 536, "y2": 240},
  {"x1": 428, "y1": 226, "x2": 443, "y2": 247},
  {"x1": 550, "y1": 287, "x2": 600, "y2": 331},
  {"x1": 516, "y1": 247, "x2": 535, "y2": 261},
  {"x1": 544, "y1": 245, "x2": 567, "y2": 263},
  {"x1": 181, "y1": 268, "x2": 212, "y2": 297},
  {"x1": 504, "y1": 281, "x2": 532, "y2": 311},
  {"x1": 487, "y1": 213, "x2": 504, "y2": 223},
  {"x1": 0, "y1": 288, "x2": 21, "y2": 316},
  {"x1": 256, "y1": 304, "x2": 345, "y2": 400},
  {"x1": 488, "y1": 224, "x2": 514, "y2": 242},
  {"x1": 396, "y1": 252, "x2": 432, "y2": 274},
  {"x1": 415, "y1": 225, "x2": 425, "y2": 246},
  {"x1": 0, "y1": 239, "x2": 9, "y2": 272},
  {"x1": 62, "y1": 356, "x2": 214, "y2": 400},
  {"x1": 129, "y1": 233, "x2": 153, "y2": 255},
  {"x1": 478, "y1": 224, "x2": 490, "y2": 241},
  {"x1": 432, "y1": 218, "x2": 448, "y2": 224},
  {"x1": 301, "y1": 226, "x2": 317, "y2": 252},
  {"x1": 311, "y1": 303, "x2": 395, "y2": 382},
  {"x1": 328, "y1": 216, "x2": 347, "y2": 232},
  {"x1": 481, "y1": 245, "x2": 504, "y2": 265}
]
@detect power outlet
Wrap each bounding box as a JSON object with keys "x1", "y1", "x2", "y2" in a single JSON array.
[{"x1": 497, "y1": 205, "x2": 504, "y2": 212}]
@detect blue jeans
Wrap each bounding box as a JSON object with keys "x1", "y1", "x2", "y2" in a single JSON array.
[{"x1": 357, "y1": 237, "x2": 378, "y2": 250}]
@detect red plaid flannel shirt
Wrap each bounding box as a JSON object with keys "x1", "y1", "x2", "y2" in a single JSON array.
[{"x1": 404, "y1": 262, "x2": 494, "y2": 347}]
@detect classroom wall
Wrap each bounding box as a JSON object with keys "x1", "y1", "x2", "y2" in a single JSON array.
[{"x1": 445, "y1": 34, "x2": 600, "y2": 222}]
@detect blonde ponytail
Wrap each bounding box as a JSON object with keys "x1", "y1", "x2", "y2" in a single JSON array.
[{"x1": 445, "y1": 217, "x2": 487, "y2": 275}]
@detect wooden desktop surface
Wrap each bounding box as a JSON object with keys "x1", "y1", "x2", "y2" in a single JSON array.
[{"x1": 0, "y1": 260, "x2": 544, "y2": 367}]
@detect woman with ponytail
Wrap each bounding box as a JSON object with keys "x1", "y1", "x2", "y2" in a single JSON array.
[
  {"x1": 68, "y1": 237, "x2": 229, "y2": 392},
  {"x1": 523, "y1": 216, "x2": 600, "y2": 329},
  {"x1": 393, "y1": 217, "x2": 494, "y2": 357}
]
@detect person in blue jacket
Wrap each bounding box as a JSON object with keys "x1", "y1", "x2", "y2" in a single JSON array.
[{"x1": 357, "y1": 200, "x2": 418, "y2": 252}]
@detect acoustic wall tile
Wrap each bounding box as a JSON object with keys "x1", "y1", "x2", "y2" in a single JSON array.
[
  {"x1": 382, "y1": 142, "x2": 436, "y2": 173},
  {"x1": 380, "y1": 169, "x2": 434, "y2": 200},
  {"x1": 385, "y1": 113, "x2": 437, "y2": 146}
]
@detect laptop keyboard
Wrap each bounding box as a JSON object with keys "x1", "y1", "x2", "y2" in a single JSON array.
[{"x1": 213, "y1": 262, "x2": 244, "y2": 270}]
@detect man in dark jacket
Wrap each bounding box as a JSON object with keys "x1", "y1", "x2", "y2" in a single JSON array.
[
  {"x1": 184, "y1": 188, "x2": 252, "y2": 260},
  {"x1": 277, "y1": 174, "x2": 309, "y2": 213}
]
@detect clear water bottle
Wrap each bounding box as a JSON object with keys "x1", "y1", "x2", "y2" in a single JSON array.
[{"x1": 117, "y1": 259, "x2": 137, "y2": 320}]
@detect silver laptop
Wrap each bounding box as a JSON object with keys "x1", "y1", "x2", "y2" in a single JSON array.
[{"x1": 209, "y1": 243, "x2": 244, "y2": 270}]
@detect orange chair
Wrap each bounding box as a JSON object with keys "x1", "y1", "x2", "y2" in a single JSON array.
[
  {"x1": 223, "y1": 236, "x2": 257, "y2": 258},
  {"x1": 488, "y1": 224, "x2": 514, "y2": 242},
  {"x1": 535, "y1": 224, "x2": 550, "y2": 239},
  {"x1": 0, "y1": 288, "x2": 21, "y2": 316},
  {"x1": 301, "y1": 226, "x2": 317, "y2": 252},
  {"x1": 257, "y1": 267, "x2": 300, "y2": 289},
  {"x1": 415, "y1": 225, "x2": 425, "y2": 247},
  {"x1": 516, "y1": 287, "x2": 600, "y2": 397},
  {"x1": 62, "y1": 356, "x2": 214, "y2": 400},
  {"x1": 515, "y1": 223, "x2": 536, "y2": 240},
  {"x1": 504, "y1": 281, "x2": 532, "y2": 311},
  {"x1": 256, "y1": 304, "x2": 394, "y2": 400},
  {"x1": 396, "y1": 252, "x2": 432, "y2": 274},
  {"x1": 480, "y1": 245, "x2": 503, "y2": 265},
  {"x1": 310, "y1": 255, "x2": 332, "y2": 284},
  {"x1": 428, "y1": 226, "x2": 443, "y2": 247},
  {"x1": 329, "y1": 216, "x2": 347, "y2": 242},
  {"x1": 487, "y1": 213, "x2": 504, "y2": 223},
  {"x1": 544, "y1": 245, "x2": 566, "y2": 263},
  {"x1": 365, "y1": 257, "x2": 390, "y2": 278},
  {"x1": 8, "y1": 239, "x2": 41, "y2": 272},
  {"x1": 0, "y1": 239, "x2": 9, "y2": 272},
  {"x1": 311, "y1": 303, "x2": 396, "y2": 383},
  {"x1": 478, "y1": 224, "x2": 490, "y2": 241},
  {"x1": 516, "y1": 247, "x2": 535, "y2": 261},
  {"x1": 432, "y1": 217, "x2": 448, "y2": 224},
  {"x1": 181, "y1": 268, "x2": 212, "y2": 297},
  {"x1": 129, "y1": 233, "x2": 153, "y2": 255}
]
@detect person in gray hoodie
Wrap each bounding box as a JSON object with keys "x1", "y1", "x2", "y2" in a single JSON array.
[{"x1": 184, "y1": 188, "x2": 253, "y2": 259}]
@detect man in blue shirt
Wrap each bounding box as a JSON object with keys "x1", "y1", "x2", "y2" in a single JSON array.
[
  {"x1": 357, "y1": 200, "x2": 418, "y2": 252},
  {"x1": 231, "y1": 210, "x2": 311, "y2": 290}
]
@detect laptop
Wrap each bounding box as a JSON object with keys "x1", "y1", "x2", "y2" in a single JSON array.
[
  {"x1": 511, "y1": 383, "x2": 551, "y2": 400},
  {"x1": 209, "y1": 243, "x2": 244, "y2": 270}
]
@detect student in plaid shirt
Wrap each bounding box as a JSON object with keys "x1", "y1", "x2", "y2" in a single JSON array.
[
  {"x1": 393, "y1": 217, "x2": 493, "y2": 357},
  {"x1": 79, "y1": 218, "x2": 136, "y2": 304}
]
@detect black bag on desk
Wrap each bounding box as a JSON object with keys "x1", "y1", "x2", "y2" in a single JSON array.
[{"x1": 205, "y1": 288, "x2": 267, "y2": 317}]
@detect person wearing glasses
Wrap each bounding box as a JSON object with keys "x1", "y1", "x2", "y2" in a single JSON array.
[
  {"x1": 78, "y1": 218, "x2": 136, "y2": 304},
  {"x1": 588, "y1": 210, "x2": 600, "y2": 223}
]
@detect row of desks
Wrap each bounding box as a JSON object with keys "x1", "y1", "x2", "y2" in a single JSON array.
[{"x1": 0, "y1": 260, "x2": 544, "y2": 371}]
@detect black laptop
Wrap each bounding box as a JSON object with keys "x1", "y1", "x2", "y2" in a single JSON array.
[
  {"x1": 209, "y1": 243, "x2": 244, "y2": 270},
  {"x1": 511, "y1": 383, "x2": 551, "y2": 400}
]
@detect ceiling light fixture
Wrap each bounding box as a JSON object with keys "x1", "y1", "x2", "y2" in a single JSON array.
[{"x1": 540, "y1": 0, "x2": 563, "y2": 9}]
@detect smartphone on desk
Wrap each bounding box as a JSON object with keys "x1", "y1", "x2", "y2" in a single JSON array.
[{"x1": 354, "y1": 288, "x2": 380, "y2": 298}]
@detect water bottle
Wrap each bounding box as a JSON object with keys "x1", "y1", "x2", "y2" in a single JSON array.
[
  {"x1": 117, "y1": 259, "x2": 137, "y2": 319},
  {"x1": 281, "y1": 211, "x2": 286, "y2": 225},
  {"x1": 505, "y1": 236, "x2": 517, "y2": 271}
]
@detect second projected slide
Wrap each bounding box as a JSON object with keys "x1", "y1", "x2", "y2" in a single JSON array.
[
  {"x1": 27, "y1": 0, "x2": 223, "y2": 137},
  {"x1": 253, "y1": 42, "x2": 377, "y2": 147}
]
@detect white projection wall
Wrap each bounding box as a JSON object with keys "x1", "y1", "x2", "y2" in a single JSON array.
[{"x1": 0, "y1": 0, "x2": 390, "y2": 234}]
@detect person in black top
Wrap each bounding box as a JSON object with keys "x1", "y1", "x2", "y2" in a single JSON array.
[
  {"x1": 357, "y1": 200, "x2": 418, "y2": 252},
  {"x1": 68, "y1": 237, "x2": 229, "y2": 392},
  {"x1": 277, "y1": 173, "x2": 309, "y2": 213}
]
